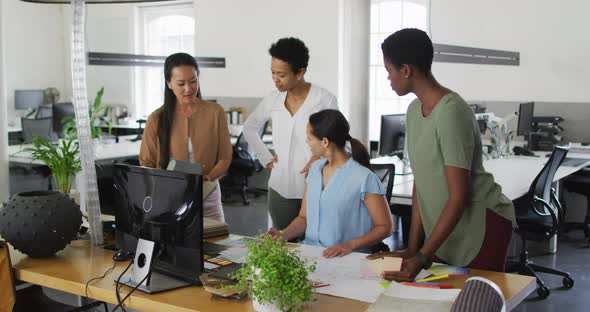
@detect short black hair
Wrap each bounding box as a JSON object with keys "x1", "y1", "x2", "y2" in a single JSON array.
[
  {"x1": 381, "y1": 28, "x2": 433, "y2": 73},
  {"x1": 269, "y1": 37, "x2": 309, "y2": 74}
]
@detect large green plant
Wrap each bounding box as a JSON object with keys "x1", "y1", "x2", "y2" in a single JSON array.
[
  {"x1": 62, "y1": 86, "x2": 112, "y2": 139},
  {"x1": 25, "y1": 136, "x2": 81, "y2": 194},
  {"x1": 231, "y1": 235, "x2": 316, "y2": 312}
]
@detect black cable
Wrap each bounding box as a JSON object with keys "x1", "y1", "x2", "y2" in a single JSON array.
[
  {"x1": 85, "y1": 260, "x2": 117, "y2": 298},
  {"x1": 113, "y1": 251, "x2": 163, "y2": 312},
  {"x1": 114, "y1": 259, "x2": 134, "y2": 312}
]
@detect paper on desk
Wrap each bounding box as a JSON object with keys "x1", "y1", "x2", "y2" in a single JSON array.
[
  {"x1": 368, "y1": 257, "x2": 402, "y2": 275},
  {"x1": 367, "y1": 281, "x2": 461, "y2": 312},
  {"x1": 219, "y1": 246, "x2": 248, "y2": 263},
  {"x1": 296, "y1": 244, "x2": 386, "y2": 303}
]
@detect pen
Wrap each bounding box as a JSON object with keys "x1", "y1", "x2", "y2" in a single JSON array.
[
  {"x1": 401, "y1": 282, "x2": 454, "y2": 289},
  {"x1": 312, "y1": 283, "x2": 331, "y2": 288},
  {"x1": 416, "y1": 274, "x2": 467, "y2": 283}
]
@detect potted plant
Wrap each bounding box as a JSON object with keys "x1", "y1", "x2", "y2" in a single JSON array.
[
  {"x1": 25, "y1": 136, "x2": 81, "y2": 194},
  {"x1": 0, "y1": 135, "x2": 83, "y2": 257},
  {"x1": 231, "y1": 235, "x2": 317, "y2": 312},
  {"x1": 62, "y1": 86, "x2": 112, "y2": 140}
]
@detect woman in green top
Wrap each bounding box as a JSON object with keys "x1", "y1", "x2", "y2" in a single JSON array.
[{"x1": 368, "y1": 28, "x2": 515, "y2": 281}]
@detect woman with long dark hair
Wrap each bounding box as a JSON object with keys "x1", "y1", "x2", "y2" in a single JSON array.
[
  {"x1": 368, "y1": 29, "x2": 515, "y2": 280},
  {"x1": 269, "y1": 109, "x2": 392, "y2": 258},
  {"x1": 140, "y1": 52, "x2": 232, "y2": 222}
]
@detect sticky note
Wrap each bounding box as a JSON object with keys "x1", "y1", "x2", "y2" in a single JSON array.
[{"x1": 368, "y1": 257, "x2": 402, "y2": 275}]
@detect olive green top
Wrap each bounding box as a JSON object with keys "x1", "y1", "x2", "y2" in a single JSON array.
[{"x1": 406, "y1": 92, "x2": 515, "y2": 266}]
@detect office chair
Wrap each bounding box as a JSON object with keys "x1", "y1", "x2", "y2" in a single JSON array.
[
  {"x1": 507, "y1": 146, "x2": 574, "y2": 299},
  {"x1": 21, "y1": 117, "x2": 54, "y2": 144},
  {"x1": 35, "y1": 105, "x2": 53, "y2": 119},
  {"x1": 370, "y1": 163, "x2": 396, "y2": 253},
  {"x1": 0, "y1": 241, "x2": 107, "y2": 312},
  {"x1": 222, "y1": 122, "x2": 269, "y2": 205},
  {"x1": 561, "y1": 169, "x2": 590, "y2": 246}
]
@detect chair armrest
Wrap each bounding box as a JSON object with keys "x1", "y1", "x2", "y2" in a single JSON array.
[
  {"x1": 550, "y1": 187, "x2": 565, "y2": 223},
  {"x1": 533, "y1": 195, "x2": 559, "y2": 229}
]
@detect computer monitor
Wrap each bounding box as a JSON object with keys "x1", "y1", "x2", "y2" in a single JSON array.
[
  {"x1": 52, "y1": 102, "x2": 75, "y2": 137},
  {"x1": 15, "y1": 89, "x2": 45, "y2": 110},
  {"x1": 517, "y1": 102, "x2": 535, "y2": 138},
  {"x1": 113, "y1": 164, "x2": 204, "y2": 285},
  {"x1": 379, "y1": 114, "x2": 406, "y2": 156}
]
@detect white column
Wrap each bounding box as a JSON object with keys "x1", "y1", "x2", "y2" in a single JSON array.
[
  {"x1": 0, "y1": 0, "x2": 9, "y2": 203},
  {"x1": 338, "y1": 0, "x2": 370, "y2": 144}
]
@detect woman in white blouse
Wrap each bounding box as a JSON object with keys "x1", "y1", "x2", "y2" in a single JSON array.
[{"x1": 243, "y1": 37, "x2": 339, "y2": 231}]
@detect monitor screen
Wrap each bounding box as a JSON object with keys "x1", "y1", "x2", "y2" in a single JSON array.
[
  {"x1": 379, "y1": 114, "x2": 406, "y2": 156},
  {"x1": 15, "y1": 89, "x2": 45, "y2": 110},
  {"x1": 52, "y1": 102, "x2": 75, "y2": 137},
  {"x1": 517, "y1": 102, "x2": 535, "y2": 137},
  {"x1": 113, "y1": 164, "x2": 204, "y2": 284}
]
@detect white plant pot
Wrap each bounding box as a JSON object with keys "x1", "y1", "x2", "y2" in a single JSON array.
[{"x1": 252, "y1": 296, "x2": 282, "y2": 312}]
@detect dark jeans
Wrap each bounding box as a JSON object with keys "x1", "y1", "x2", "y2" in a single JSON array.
[{"x1": 267, "y1": 188, "x2": 302, "y2": 231}]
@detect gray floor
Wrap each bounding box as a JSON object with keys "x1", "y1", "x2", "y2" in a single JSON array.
[{"x1": 9, "y1": 168, "x2": 590, "y2": 311}]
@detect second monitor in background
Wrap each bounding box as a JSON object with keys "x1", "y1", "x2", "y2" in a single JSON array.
[{"x1": 379, "y1": 114, "x2": 406, "y2": 157}]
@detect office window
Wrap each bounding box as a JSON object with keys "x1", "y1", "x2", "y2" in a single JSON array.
[
  {"x1": 369, "y1": 0, "x2": 429, "y2": 140},
  {"x1": 136, "y1": 4, "x2": 195, "y2": 117}
]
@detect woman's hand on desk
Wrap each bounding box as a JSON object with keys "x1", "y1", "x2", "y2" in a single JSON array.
[
  {"x1": 380, "y1": 256, "x2": 422, "y2": 282},
  {"x1": 322, "y1": 242, "x2": 354, "y2": 258},
  {"x1": 267, "y1": 227, "x2": 285, "y2": 240},
  {"x1": 366, "y1": 249, "x2": 414, "y2": 260}
]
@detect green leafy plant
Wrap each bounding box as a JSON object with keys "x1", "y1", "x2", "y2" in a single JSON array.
[
  {"x1": 231, "y1": 235, "x2": 317, "y2": 312},
  {"x1": 25, "y1": 136, "x2": 81, "y2": 194},
  {"x1": 62, "y1": 86, "x2": 112, "y2": 139}
]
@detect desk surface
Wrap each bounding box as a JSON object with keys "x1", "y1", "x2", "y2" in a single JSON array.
[
  {"x1": 10, "y1": 239, "x2": 535, "y2": 312},
  {"x1": 8, "y1": 136, "x2": 142, "y2": 165},
  {"x1": 381, "y1": 153, "x2": 590, "y2": 205}
]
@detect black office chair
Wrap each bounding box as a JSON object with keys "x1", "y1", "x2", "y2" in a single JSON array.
[
  {"x1": 222, "y1": 121, "x2": 269, "y2": 205},
  {"x1": 21, "y1": 117, "x2": 54, "y2": 144},
  {"x1": 370, "y1": 163, "x2": 396, "y2": 253},
  {"x1": 561, "y1": 169, "x2": 590, "y2": 246},
  {"x1": 507, "y1": 146, "x2": 574, "y2": 299}
]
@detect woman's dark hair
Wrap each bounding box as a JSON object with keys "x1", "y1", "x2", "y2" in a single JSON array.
[
  {"x1": 158, "y1": 52, "x2": 201, "y2": 169},
  {"x1": 309, "y1": 109, "x2": 371, "y2": 169},
  {"x1": 269, "y1": 37, "x2": 309, "y2": 74},
  {"x1": 381, "y1": 28, "x2": 433, "y2": 73}
]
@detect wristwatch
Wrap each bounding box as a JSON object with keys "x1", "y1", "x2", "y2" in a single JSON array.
[{"x1": 415, "y1": 251, "x2": 433, "y2": 269}]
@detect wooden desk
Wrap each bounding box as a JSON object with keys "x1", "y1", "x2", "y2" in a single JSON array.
[{"x1": 10, "y1": 240, "x2": 535, "y2": 311}]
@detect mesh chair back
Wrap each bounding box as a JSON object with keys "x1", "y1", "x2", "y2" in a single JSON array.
[
  {"x1": 370, "y1": 163, "x2": 396, "y2": 204},
  {"x1": 530, "y1": 146, "x2": 568, "y2": 206},
  {"x1": 21, "y1": 117, "x2": 53, "y2": 144}
]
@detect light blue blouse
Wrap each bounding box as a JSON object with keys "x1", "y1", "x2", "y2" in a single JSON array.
[{"x1": 302, "y1": 158, "x2": 385, "y2": 249}]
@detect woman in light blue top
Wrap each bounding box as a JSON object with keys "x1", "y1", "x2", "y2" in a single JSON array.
[{"x1": 269, "y1": 109, "x2": 393, "y2": 258}]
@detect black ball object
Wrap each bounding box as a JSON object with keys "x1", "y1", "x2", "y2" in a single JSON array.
[{"x1": 0, "y1": 191, "x2": 82, "y2": 257}]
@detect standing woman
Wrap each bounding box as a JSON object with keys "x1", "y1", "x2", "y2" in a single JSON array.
[
  {"x1": 140, "y1": 52, "x2": 232, "y2": 223},
  {"x1": 244, "y1": 37, "x2": 338, "y2": 231},
  {"x1": 368, "y1": 29, "x2": 515, "y2": 279}
]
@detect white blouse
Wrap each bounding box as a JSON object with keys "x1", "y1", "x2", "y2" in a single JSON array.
[{"x1": 243, "y1": 84, "x2": 338, "y2": 199}]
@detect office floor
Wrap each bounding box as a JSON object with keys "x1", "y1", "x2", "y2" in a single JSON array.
[{"x1": 9, "y1": 169, "x2": 590, "y2": 311}]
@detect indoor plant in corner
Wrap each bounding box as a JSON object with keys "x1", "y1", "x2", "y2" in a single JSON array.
[
  {"x1": 0, "y1": 136, "x2": 83, "y2": 257},
  {"x1": 232, "y1": 234, "x2": 317, "y2": 312}
]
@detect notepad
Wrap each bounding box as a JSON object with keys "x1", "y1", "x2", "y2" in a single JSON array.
[{"x1": 368, "y1": 257, "x2": 403, "y2": 275}]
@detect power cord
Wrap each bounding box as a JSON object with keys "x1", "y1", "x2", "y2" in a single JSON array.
[
  {"x1": 85, "y1": 260, "x2": 117, "y2": 298},
  {"x1": 113, "y1": 251, "x2": 163, "y2": 312}
]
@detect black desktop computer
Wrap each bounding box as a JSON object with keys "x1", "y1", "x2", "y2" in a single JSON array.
[
  {"x1": 112, "y1": 163, "x2": 204, "y2": 292},
  {"x1": 379, "y1": 114, "x2": 406, "y2": 157}
]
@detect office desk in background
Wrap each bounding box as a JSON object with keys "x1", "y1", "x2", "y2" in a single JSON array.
[{"x1": 9, "y1": 238, "x2": 535, "y2": 312}]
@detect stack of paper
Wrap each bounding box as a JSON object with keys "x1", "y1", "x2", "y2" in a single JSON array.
[
  {"x1": 368, "y1": 281, "x2": 461, "y2": 312},
  {"x1": 204, "y1": 217, "x2": 229, "y2": 238}
]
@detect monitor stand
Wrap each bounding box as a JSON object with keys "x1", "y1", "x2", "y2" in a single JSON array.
[
  {"x1": 117, "y1": 270, "x2": 190, "y2": 294},
  {"x1": 114, "y1": 238, "x2": 191, "y2": 294}
]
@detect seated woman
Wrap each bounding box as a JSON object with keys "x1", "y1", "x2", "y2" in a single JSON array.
[{"x1": 269, "y1": 109, "x2": 393, "y2": 258}]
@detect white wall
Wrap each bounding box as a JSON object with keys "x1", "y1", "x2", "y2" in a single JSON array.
[
  {"x1": 431, "y1": 0, "x2": 590, "y2": 103},
  {"x1": 0, "y1": 0, "x2": 9, "y2": 202},
  {"x1": 62, "y1": 4, "x2": 136, "y2": 117},
  {"x1": 193, "y1": 0, "x2": 340, "y2": 99},
  {"x1": 3, "y1": 0, "x2": 66, "y2": 118}
]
